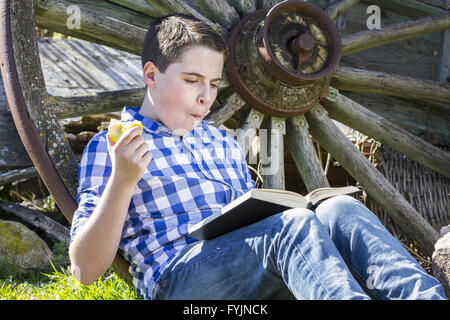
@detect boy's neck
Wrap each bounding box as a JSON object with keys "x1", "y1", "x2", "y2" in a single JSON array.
[{"x1": 139, "y1": 90, "x2": 160, "y2": 123}]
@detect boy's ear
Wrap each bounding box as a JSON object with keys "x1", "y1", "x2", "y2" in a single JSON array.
[{"x1": 143, "y1": 61, "x2": 158, "y2": 88}]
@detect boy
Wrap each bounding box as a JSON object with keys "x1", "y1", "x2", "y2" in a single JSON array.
[{"x1": 69, "y1": 14, "x2": 446, "y2": 300}]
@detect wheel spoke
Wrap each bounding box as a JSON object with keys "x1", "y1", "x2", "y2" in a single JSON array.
[
  {"x1": 146, "y1": 0, "x2": 228, "y2": 38},
  {"x1": 205, "y1": 92, "x2": 247, "y2": 127},
  {"x1": 324, "y1": 0, "x2": 360, "y2": 20},
  {"x1": 305, "y1": 104, "x2": 439, "y2": 256},
  {"x1": 231, "y1": 0, "x2": 257, "y2": 17},
  {"x1": 332, "y1": 66, "x2": 450, "y2": 104},
  {"x1": 197, "y1": 0, "x2": 240, "y2": 29},
  {"x1": 323, "y1": 87, "x2": 450, "y2": 178},
  {"x1": 256, "y1": 0, "x2": 283, "y2": 9},
  {"x1": 286, "y1": 115, "x2": 330, "y2": 192},
  {"x1": 341, "y1": 11, "x2": 450, "y2": 56},
  {"x1": 234, "y1": 108, "x2": 264, "y2": 157},
  {"x1": 259, "y1": 116, "x2": 286, "y2": 190}
]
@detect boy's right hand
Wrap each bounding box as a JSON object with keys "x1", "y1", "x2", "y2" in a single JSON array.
[{"x1": 106, "y1": 126, "x2": 153, "y2": 186}]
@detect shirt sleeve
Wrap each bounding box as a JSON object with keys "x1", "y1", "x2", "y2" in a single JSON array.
[{"x1": 70, "y1": 131, "x2": 111, "y2": 242}]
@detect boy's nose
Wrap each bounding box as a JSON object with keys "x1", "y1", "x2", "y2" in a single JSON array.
[{"x1": 198, "y1": 87, "x2": 211, "y2": 106}]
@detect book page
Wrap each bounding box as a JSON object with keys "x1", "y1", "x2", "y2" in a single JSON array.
[
  {"x1": 305, "y1": 186, "x2": 361, "y2": 204},
  {"x1": 251, "y1": 189, "x2": 309, "y2": 208}
]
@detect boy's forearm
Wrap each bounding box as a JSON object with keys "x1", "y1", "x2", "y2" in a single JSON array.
[{"x1": 69, "y1": 174, "x2": 135, "y2": 285}]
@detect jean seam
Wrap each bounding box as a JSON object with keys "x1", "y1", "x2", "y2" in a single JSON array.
[
  {"x1": 342, "y1": 256, "x2": 383, "y2": 300},
  {"x1": 279, "y1": 228, "x2": 333, "y2": 300}
]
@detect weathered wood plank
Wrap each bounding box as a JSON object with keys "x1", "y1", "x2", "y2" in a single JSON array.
[
  {"x1": 325, "y1": 0, "x2": 360, "y2": 20},
  {"x1": 37, "y1": 37, "x2": 143, "y2": 97},
  {"x1": 341, "y1": 2, "x2": 442, "y2": 80},
  {"x1": 286, "y1": 115, "x2": 330, "y2": 192},
  {"x1": 362, "y1": 0, "x2": 444, "y2": 18},
  {"x1": 305, "y1": 104, "x2": 439, "y2": 256},
  {"x1": 342, "y1": 11, "x2": 450, "y2": 56},
  {"x1": 322, "y1": 88, "x2": 450, "y2": 178},
  {"x1": 332, "y1": 66, "x2": 450, "y2": 103}
]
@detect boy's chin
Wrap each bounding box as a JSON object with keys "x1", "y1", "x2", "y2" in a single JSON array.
[{"x1": 171, "y1": 119, "x2": 202, "y2": 136}]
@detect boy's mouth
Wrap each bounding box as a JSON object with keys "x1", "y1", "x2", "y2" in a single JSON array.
[{"x1": 191, "y1": 113, "x2": 202, "y2": 120}]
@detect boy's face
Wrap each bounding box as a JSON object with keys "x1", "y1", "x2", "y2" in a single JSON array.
[{"x1": 143, "y1": 45, "x2": 224, "y2": 135}]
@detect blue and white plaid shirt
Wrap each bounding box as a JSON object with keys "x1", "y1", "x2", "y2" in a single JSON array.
[{"x1": 70, "y1": 106, "x2": 255, "y2": 299}]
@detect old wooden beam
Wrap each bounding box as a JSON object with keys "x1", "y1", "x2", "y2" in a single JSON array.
[
  {"x1": 0, "y1": 200, "x2": 70, "y2": 243},
  {"x1": 331, "y1": 66, "x2": 450, "y2": 104},
  {"x1": 342, "y1": 11, "x2": 450, "y2": 56},
  {"x1": 107, "y1": 0, "x2": 166, "y2": 17},
  {"x1": 322, "y1": 88, "x2": 450, "y2": 178},
  {"x1": 0, "y1": 167, "x2": 38, "y2": 186},
  {"x1": 342, "y1": 92, "x2": 450, "y2": 147},
  {"x1": 361, "y1": 0, "x2": 444, "y2": 18},
  {"x1": 51, "y1": 88, "x2": 145, "y2": 119},
  {"x1": 260, "y1": 116, "x2": 286, "y2": 190},
  {"x1": 286, "y1": 115, "x2": 330, "y2": 192},
  {"x1": 325, "y1": 0, "x2": 360, "y2": 20},
  {"x1": 305, "y1": 104, "x2": 439, "y2": 256},
  {"x1": 35, "y1": 0, "x2": 148, "y2": 55}
]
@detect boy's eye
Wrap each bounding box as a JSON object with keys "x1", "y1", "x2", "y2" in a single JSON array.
[{"x1": 185, "y1": 79, "x2": 219, "y2": 88}]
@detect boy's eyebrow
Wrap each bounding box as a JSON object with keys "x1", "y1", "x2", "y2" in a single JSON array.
[{"x1": 181, "y1": 72, "x2": 222, "y2": 82}]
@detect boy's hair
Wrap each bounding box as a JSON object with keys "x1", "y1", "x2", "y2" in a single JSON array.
[{"x1": 141, "y1": 14, "x2": 228, "y2": 72}]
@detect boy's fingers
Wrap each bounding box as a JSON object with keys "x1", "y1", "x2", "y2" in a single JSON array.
[
  {"x1": 106, "y1": 133, "x2": 114, "y2": 150},
  {"x1": 115, "y1": 126, "x2": 142, "y2": 147},
  {"x1": 134, "y1": 141, "x2": 150, "y2": 159},
  {"x1": 142, "y1": 151, "x2": 153, "y2": 164}
]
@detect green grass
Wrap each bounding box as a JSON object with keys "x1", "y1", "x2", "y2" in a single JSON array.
[{"x1": 0, "y1": 240, "x2": 142, "y2": 300}]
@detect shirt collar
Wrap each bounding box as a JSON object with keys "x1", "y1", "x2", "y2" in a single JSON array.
[{"x1": 121, "y1": 106, "x2": 215, "y2": 137}]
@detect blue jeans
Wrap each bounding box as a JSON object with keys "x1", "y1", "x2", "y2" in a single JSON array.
[{"x1": 150, "y1": 195, "x2": 447, "y2": 300}]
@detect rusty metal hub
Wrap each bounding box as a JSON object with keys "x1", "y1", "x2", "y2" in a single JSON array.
[{"x1": 226, "y1": 0, "x2": 342, "y2": 117}]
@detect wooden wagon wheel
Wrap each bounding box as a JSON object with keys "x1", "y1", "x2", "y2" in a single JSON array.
[{"x1": 1, "y1": 0, "x2": 449, "y2": 287}]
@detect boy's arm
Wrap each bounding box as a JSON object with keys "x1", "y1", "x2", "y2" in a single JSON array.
[{"x1": 69, "y1": 126, "x2": 152, "y2": 285}]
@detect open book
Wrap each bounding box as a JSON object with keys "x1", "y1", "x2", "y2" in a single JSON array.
[{"x1": 187, "y1": 186, "x2": 361, "y2": 240}]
